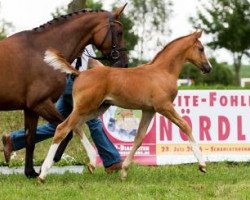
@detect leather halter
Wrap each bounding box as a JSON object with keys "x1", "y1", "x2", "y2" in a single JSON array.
[{"x1": 86, "y1": 14, "x2": 126, "y2": 61}]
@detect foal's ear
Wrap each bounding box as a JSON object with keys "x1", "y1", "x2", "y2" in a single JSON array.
[
  {"x1": 87, "y1": 58, "x2": 104, "y2": 69},
  {"x1": 194, "y1": 30, "x2": 203, "y2": 39},
  {"x1": 113, "y1": 3, "x2": 127, "y2": 20}
]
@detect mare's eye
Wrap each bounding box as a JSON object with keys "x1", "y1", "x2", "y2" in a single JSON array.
[{"x1": 117, "y1": 31, "x2": 123, "y2": 37}]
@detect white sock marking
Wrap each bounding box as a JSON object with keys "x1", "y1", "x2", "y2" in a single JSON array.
[
  {"x1": 39, "y1": 143, "x2": 59, "y2": 180},
  {"x1": 80, "y1": 135, "x2": 97, "y2": 167},
  {"x1": 191, "y1": 142, "x2": 205, "y2": 166}
]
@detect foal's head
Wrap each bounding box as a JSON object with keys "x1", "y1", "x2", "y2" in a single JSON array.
[
  {"x1": 185, "y1": 31, "x2": 212, "y2": 74},
  {"x1": 92, "y1": 4, "x2": 128, "y2": 67}
]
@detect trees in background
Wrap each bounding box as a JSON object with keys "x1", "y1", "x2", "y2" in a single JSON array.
[
  {"x1": 127, "y1": 0, "x2": 173, "y2": 60},
  {"x1": 180, "y1": 58, "x2": 234, "y2": 86},
  {"x1": 67, "y1": 0, "x2": 102, "y2": 12},
  {"x1": 190, "y1": 0, "x2": 250, "y2": 86},
  {"x1": 0, "y1": 5, "x2": 13, "y2": 40},
  {"x1": 0, "y1": 19, "x2": 12, "y2": 40}
]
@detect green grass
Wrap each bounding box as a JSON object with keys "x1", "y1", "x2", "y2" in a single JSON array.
[
  {"x1": 0, "y1": 163, "x2": 250, "y2": 200},
  {"x1": 0, "y1": 111, "x2": 89, "y2": 166}
]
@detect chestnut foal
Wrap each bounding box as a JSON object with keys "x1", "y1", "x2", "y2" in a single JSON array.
[{"x1": 39, "y1": 31, "x2": 212, "y2": 182}]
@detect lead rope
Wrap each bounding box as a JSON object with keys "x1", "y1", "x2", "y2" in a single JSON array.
[{"x1": 70, "y1": 57, "x2": 82, "y2": 80}]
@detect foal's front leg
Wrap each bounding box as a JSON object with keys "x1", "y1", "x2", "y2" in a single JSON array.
[
  {"x1": 38, "y1": 111, "x2": 81, "y2": 182},
  {"x1": 157, "y1": 104, "x2": 206, "y2": 172},
  {"x1": 121, "y1": 111, "x2": 155, "y2": 181}
]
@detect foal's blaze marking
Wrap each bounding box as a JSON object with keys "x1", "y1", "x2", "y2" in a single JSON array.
[{"x1": 39, "y1": 31, "x2": 211, "y2": 182}]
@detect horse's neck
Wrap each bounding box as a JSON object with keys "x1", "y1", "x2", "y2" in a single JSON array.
[
  {"x1": 32, "y1": 13, "x2": 106, "y2": 62},
  {"x1": 151, "y1": 42, "x2": 188, "y2": 78}
]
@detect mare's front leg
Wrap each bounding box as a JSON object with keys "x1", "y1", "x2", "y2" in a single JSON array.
[
  {"x1": 24, "y1": 109, "x2": 39, "y2": 178},
  {"x1": 156, "y1": 103, "x2": 206, "y2": 172},
  {"x1": 121, "y1": 111, "x2": 155, "y2": 181}
]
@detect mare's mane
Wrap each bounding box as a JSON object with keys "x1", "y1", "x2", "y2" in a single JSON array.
[
  {"x1": 33, "y1": 9, "x2": 106, "y2": 32},
  {"x1": 149, "y1": 34, "x2": 193, "y2": 64}
]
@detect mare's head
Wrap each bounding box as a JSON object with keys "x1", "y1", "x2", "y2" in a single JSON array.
[
  {"x1": 185, "y1": 31, "x2": 212, "y2": 73},
  {"x1": 92, "y1": 4, "x2": 128, "y2": 67}
]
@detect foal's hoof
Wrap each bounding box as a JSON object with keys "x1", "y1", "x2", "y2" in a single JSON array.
[
  {"x1": 37, "y1": 177, "x2": 45, "y2": 184},
  {"x1": 120, "y1": 169, "x2": 127, "y2": 181},
  {"x1": 87, "y1": 164, "x2": 95, "y2": 174},
  {"x1": 25, "y1": 170, "x2": 39, "y2": 178},
  {"x1": 199, "y1": 165, "x2": 207, "y2": 173}
]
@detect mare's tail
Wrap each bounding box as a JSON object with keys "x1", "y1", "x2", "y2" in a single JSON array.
[{"x1": 44, "y1": 48, "x2": 80, "y2": 76}]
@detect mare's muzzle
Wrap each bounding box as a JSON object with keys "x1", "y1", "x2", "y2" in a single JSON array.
[
  {"x1": 112, "y1": 60, "x2": 128, "y2": 68},
  {"x1": 108, "y1": 47, "x2": 128, "y2": 67},
  {"x1": 110, "y1": 48, "x2": 128, "y2": 68}
]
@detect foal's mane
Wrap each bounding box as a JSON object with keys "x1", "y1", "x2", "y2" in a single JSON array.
[
  {"x1": 149, "y1": 34, "x2": 193, "y2": 64},
  {"x1": 33, "y1": 9, "x2": 106, "y2": 32}
]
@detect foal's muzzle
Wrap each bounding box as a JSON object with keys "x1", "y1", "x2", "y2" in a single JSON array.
[{"x1": 201, "y1": 62, "x2": 212, "y2": 74}]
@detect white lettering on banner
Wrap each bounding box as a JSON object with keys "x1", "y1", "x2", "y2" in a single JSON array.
[{"x1": 116, "y1": 144, "x2": 151, "y2": 156}]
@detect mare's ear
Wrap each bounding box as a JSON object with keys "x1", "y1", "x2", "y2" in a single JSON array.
[
  {"x1": 113, "y1": 3, "x2": 127, "y2": 20},
  {"x1": 87, "y1": 58, "x2": 104, "y2": 69}
]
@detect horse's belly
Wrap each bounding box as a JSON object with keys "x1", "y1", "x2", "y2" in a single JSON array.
[
  {"x1": 105, "y1": 96, "x2": 153, "y2": 110},
  {"x1": 0, "y1": 88, "x2": 25, "y2": 110},
  {"x1": 0, "y1": 100, "x2": 24, "y2": 110}
]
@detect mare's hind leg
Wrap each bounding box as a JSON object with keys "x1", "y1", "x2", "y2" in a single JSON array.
[
  {"x1": 157, "y1": 104, "x2": 206, "y2": 172},
  {"x1": 32, "y1": 99, "x2": 73, "y2": 163},
  {"x1": 38, "y1": 110, "x2": 81, "y2": 182},
  {"x1": 24, "y1": 108, "x2": 39, "y2": 178},
  {"x1": 121, "y1": 111, "x2": 155, "y2": 181}
]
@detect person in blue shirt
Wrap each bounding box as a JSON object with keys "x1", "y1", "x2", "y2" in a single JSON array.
[{"x1": 2, "y1": 45, "x2": 122, "y2": 173}]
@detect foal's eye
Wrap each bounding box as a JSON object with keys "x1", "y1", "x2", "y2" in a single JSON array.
[{"x1": 198, "y1": 47, "x2": 204, "y2": 52}]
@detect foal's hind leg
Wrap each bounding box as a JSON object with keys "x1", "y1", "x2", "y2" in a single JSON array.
[
  {"x1": 157, "y1": 104, "x2": 206, "y2": 172},
  {"x1": 24, "y1": 109, "x2": 39, "y2": 178},
  {"x1": 73, "y1": 125, "x2": 97, "y2": 174},
  {"x1": 72, "y1": 104, "x2": 111, "y2": 174},
  {"x1": 121, "y1": 111, "x2": 155, "y2": 181}
]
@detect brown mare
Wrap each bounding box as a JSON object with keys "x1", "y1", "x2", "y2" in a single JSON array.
[
  {"x1": 38, "y1": 31, "x2": 212, "y2": 182},
  {"x1": 0, "y1": 5, "x2": 128, "y2": 178}
]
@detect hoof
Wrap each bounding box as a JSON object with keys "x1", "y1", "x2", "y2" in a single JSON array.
[
  {"x1": 37, "y1": 177, "x2": 45, "y2": 184},
  {"x1": 25, "y1": 170, "x2": 39, "y2": 179},
  {"x1": 120, "y1": 169, "x2": 127, "y2": 181},
  {"x1": 87, "y1": 164, "x2": 95, "y2": 174},
  {"x1": 199, "y1": 165, "x2": 207, "y2": 173}
]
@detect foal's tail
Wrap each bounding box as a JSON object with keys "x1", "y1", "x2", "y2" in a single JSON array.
[{"x1": 44, "y1": 48, "x2": 80, "y2": 76}]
